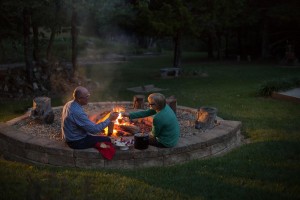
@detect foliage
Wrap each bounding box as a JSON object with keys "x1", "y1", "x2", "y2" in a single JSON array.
[
  {"x1": 258, "y1": 77, "x2": 300, "y2": 96},
  {"x1": 1, "y1": 0, "x2": 300, "y2": 65}
]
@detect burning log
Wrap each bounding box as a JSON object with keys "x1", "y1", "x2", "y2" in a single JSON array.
[
  {"x1": 133, "y1": 95, "x2": 145, "y2": 109},
  {"x1": 89, "y1": 110, "x2": 110, "y2": 123},
  {"x1": 90, "y1": 110, "x2": 141, "y2": 136},
  {"x1": 107, "y1": 122, "x2": 114, "y2": 136},
  {"x1": 114, "y1": 130, "x2": 132, "y2": 137},
  {"x1": 195, "y1": 107, "x2": 218, "y2": 130},
  {"x1": 116, "y1": 124, "x2": 140, "y2": 134}
]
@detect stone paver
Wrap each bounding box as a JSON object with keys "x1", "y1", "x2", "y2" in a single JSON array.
[
  {"x1": 272, "y1": 88, "x2": 300, "y2": 103},
  {"x1": 278, "y1": 88, "x2": 300, "y2": 98}
]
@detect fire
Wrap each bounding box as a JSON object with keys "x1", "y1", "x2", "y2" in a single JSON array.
[
  {"x1": 93, "y1": 106, "x2": 147, "y2": 139},
  {"x1": 113, "y1": 106, "x2": 128, "y2": 125},
  {"x1": 96, "y1": 106, "x2": 130, "y2": 136}
]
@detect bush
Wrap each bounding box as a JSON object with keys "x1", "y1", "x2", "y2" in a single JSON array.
[{"x1": 258, "y1": 77, "x2": 300, "y2": 96}]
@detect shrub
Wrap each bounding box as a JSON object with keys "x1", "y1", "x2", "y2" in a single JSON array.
[{"x1": 258, "y1": 77, "x2": 300, "y2": 96}]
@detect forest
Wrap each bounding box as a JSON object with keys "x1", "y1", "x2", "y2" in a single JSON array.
[{"x1": 1, "y1": 0, "x2": 300, "y2": 96}]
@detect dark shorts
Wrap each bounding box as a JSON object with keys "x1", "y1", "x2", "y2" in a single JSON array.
[{"x1": 67, "y1": 134, "x2": 111, "y2": 149}]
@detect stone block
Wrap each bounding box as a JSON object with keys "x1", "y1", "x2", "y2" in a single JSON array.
[
  {"x1": 76, "y1": 157, "x2": 105, "y2": 168},
  {"x1": 3, "y1": 151, "x2": 40, "y2": 165},
  {"x1": 25, "y1": 137, "x2": 53, "y2": 153},
  {"x1": 0, "y1": 126, "x2": 33, "y2": 144},
  {"x1": 47, "y1": 153, "x2": 75, "y2": 167},
  {"x1": 210, "y1": 141, "x2": 228, "y2": 155},
  {"x1": 0, "y1": 137, "x2": 8, "y2": 152},
  {"x1": 187, "y1": 146, "x2": 212, "y2": 160},
  {"x1": 134, "y1": 156, "x2": 164, "y2": 168},
  {"x1": 74, "y1": 148, "x2": 99, "y2": 159},
  {"x1": 163, "y1": 152, "x2": 190, "y2": 166},
  {"x1": 6, "y1": 140, "x2": 27, "y2": 157},
  {"x1": 26, "y1": 149, "x2": 48, "y2": 164},
  {"x1": 132, "y1": 146, "x2": 159, "y2": 159},
  {"x1": 114, "y1": 149, "x2": 135, "y2": 160},
  {"x1": 44, "y1": 141, "x2": 74, "y2": 156},
  {"x1": 104, "y1": 159, "x2": 135, "y2": 169}
]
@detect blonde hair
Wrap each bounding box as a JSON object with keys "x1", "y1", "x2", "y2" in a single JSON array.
[{"x1": 148, "y1": 93, "x2": 166, "y2": 110}]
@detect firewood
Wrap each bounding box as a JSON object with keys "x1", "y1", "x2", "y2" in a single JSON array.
[
  {"x1": 31, "y1": 97, "x2": 54, "y2": 124},
  {"x1": 166, "y1": 95, "x2": 177, "y2": 114},
  {"x1": 115, "y1": 130, "x2": 132, "y2": 137},
  {"x1": 89, "y1": 110, "x2": 110, "y2": 123},
  {"x1": 117, "y1": 124, "x2": 140, "y2": 134},
  {"x1": 133, "y1": 95, "x2": 145, "y2": 109}
]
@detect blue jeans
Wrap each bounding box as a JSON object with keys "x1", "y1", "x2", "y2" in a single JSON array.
[{"x1": 66, "y1": 135, "x2": 111, "y2": 149}]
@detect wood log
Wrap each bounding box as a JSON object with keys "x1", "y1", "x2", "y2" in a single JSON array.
[
  {"x1": 89, "y1": 110, "x2": 110, "y2": 123},
  {"x1": 107, "y1": 122, "x2": 114, "y2": 136},
  {"x1": 166, "y1": 95, "x2": 177, "y2": 114},
  {"x1": 133, "y1": 95, "x2": 145, "y2": 109},
  {"x1": 31, "y1": 97, "x2": 54, "y2": 124},
  {"x1": 117, "y1": 124, "x2": 140, "y2": 134},
  {"x1": 195, "y1": 107, "x2": 218, "y2": 130},
  {"x1": 115, "y1": 130, "x2": 132, "y2": 137}
]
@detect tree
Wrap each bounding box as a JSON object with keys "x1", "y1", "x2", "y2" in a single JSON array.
[
  {"x1": 23, "y1": 6, "x2": 33, "y2": 83},
  {"x1": 246, "y1": 0, "x2": 300, "y2": 59},
  {"x1": 133, "y1": 0, "x2": 193, "y2": 68},
  {"x1": 46, "y1": 0, "x2": 67, "y2": 61},
  {"x1": 71, "y1": 0, "x2": 79, "y2": 75},
  {"x1": 189, "y1": 0, "x2": 246, "y2": 59}
]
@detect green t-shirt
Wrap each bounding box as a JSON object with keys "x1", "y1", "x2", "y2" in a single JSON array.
[{"x1": 129, "y1": 105, "x2": 180, "y2": 147}]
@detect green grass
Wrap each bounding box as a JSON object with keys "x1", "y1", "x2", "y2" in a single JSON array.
[{"x1": 1, "y1": 52, "x2": 300, "y2": 199}]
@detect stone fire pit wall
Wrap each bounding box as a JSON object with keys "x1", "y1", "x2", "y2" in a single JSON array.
[{"x1": 0, "y1": 102, "x2": 242, "y2": 169}]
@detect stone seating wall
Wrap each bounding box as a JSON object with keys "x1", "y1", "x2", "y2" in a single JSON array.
[{"x1": 0, "y1": 104, "x2": 242, "y2": 169}]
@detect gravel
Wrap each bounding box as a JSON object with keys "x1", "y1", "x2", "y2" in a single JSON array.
[{"x1": 13, "y1": 103, "x2": 203, "y2": 141}]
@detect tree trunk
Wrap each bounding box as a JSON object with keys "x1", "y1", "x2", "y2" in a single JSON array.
[
  {"x1": 71, "y1": 0, "x2": 78, "y2": 76},
  {"x1": 32, "y1": 22, "x2": 40, "y2": 63},
  {"x1": 173, "y1": 30, "x2": 182, "y2": 68},
  {"x1": 216, "y1": 31, "x2": 222, "y2": 60},
  {"x1": 47, "y1": 29, "x2": 55, "y2": 61},
  {"x1": 261, "y1": 18, "x2": 270, "y2": 59},
  {"x1": 0, "y1": 40, "x2": 5, "y2": 59},
  {"x1": 47, "y1": 0, "x2": 61, "y2": 61},
  {"x1": 207, "y1": 33, "x2": 214, "y2": 59},
  {"x1": 237, "y1": 28, "x2": 243, "y2": 57},
  {"x1": 23, "y1": 7, "x2": 33, "y2": 84},
  {"x1": 225, "y1": 32, "x2": 229, "y2": 59}
]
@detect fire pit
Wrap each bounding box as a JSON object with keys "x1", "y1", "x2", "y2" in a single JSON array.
[
  {"x1": 11, "y1": 102, "x2": 200, "y2": 142},
  {"x1": 0, "y1": 101, "x2": 243, "y2": 169}
]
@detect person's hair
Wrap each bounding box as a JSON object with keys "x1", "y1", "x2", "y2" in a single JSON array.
[{"x1": 148, "y1": 93, "x2": 166, "y2": 110}]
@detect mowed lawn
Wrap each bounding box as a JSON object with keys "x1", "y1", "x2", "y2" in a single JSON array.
[{"x1": 1, "y1": 52, "x2": 300, "y2": 200}]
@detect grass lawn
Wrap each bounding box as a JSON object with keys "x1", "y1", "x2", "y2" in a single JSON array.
[{"x1": 1, "y1": 52, "x2": 300, "y2": 199}]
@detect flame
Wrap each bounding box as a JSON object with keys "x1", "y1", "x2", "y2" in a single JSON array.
[{"x1": 97, "y1": 106, "x2": 129, "y2": 136}]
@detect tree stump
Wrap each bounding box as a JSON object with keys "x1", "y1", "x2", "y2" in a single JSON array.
[
  {"x1": 195, "y1": 107, "x2": 217, "y2": 130},
  {"x1": 30, "y1": 97, "x2": 54, "y2": 124},
  {"x1": 133, "y1": 95, "x2": 145, "y2": 109},
  {"x1": 166, "y1": 95, "x2": 177, "y2": 114}
]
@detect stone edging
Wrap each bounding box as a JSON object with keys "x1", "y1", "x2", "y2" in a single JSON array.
[{"x1": 0, "y1": 103, "x2": 242, "y2": 169}]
